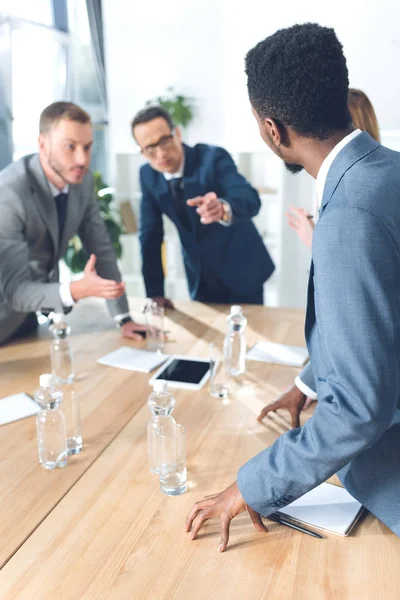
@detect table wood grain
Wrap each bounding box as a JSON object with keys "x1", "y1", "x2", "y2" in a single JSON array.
[{"x1": 0, "y1": 300, "x2": 398, "y2": 599}]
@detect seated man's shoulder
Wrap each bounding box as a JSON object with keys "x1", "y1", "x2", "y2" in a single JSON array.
[
  {"x1": 0, "y1": 155, "x2": 33, "y2": 201},
  {"x1": 0, "y1": 155, "x2": 28, "y2": 184}
]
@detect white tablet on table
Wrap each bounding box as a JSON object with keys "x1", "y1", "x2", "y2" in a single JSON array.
[{"x1": 148, "y1": 355, "x2": 211, "y2": 390}]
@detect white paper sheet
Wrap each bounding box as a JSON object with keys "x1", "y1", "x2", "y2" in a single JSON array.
[
  {"x1": 97, "y1": 346, "x2": 169, "y2": 373},
  {"x1": 0, "y1": 392, "x2": 39, "y2": 426},
  {"x1": 277, "y1": 482, "x2": 363, "y2": 536},
  {"x1": 246, "y1": 341, "x2": 308, "y2": 367}
]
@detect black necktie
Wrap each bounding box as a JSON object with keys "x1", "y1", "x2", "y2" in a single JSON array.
[
  {"x1": 169, "y1": 178, "x2": 191, "y2": 231},
  {"x1": 54, "y1": 192, "x2": 68, "y2": 243}
]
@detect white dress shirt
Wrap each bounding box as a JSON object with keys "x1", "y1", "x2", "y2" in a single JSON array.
[
  {"x1": 315, "y1": 129, "x2": 361, "y2": 209},
  {"x1": 163, "y1": 160, "x2": 184, "y2": 181},
  {"x1": 295, "y1": 129, "x2": 362, "y2": 399}
]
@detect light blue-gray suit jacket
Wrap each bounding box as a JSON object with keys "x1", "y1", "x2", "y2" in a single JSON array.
[{"x1": 238, "y1": 132, "x2": 400, "y2": 536}]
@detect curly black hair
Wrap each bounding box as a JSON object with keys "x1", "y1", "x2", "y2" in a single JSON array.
[{"x1": 245, "y1": 23, "x2": 351, "y2": 139}]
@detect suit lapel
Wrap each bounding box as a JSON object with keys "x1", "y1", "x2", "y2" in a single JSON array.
[
  {"x1": 155, "y1": 174, "x2": 174, "y2": 217},
  {"x1": 307, "y1": 134, "x2": 380, "y2": 346},
  {"x1": 320, "y1": 132, "x2": 380, "y2": 214},
  {"x1": 26, "y1": 154, "x2": 59, "y2": 255},
  {"x1": 182, "y1": 144, "x2": 201, "y2": 237}
]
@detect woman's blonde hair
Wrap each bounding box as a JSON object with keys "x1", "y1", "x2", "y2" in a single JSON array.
[{"x1": 348, "y1": 89, "x2": 380, "y2": 142}]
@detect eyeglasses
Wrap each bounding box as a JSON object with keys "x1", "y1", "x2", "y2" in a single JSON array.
[{"x1": 141, "y1": 132, "x2": 175, "y2": 157}]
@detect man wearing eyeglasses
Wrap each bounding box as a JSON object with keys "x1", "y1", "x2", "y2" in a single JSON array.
[{"x1": 132, "y1": 106, "x2": 275, "y2": 307}]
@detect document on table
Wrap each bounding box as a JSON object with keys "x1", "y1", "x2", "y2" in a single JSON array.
[
  {"x1": 97, "y1": 346, "x2": 169, "y2": 373},
  {"x1": 276, "y1": 482, "x2": 364, "y2": 536},
  {"x1": 0, "y1": 392, "x2": 39, "y2": 426},
  {"x1": 246, "y1": 341, "x2": 308, "y2": 367}
]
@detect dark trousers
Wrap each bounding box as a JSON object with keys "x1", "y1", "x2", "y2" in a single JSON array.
[
  {"x1": 194, "y1": 280, "x2": 264, "y2": 305},
  {"x1": 4, "y1": 313, "x2": 38, "y2": 344}
]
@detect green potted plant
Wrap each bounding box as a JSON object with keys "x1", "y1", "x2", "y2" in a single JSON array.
[
  {"x1": 146, "y1": 86, "x2": 195, "y2": 127},
  {"x1": 64, "y1": 172, "x2": 123, "y2": 273}
]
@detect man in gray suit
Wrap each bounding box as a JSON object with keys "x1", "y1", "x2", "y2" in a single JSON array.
[
  {"x1": 186, "y1": 23, "x2": 400, "y2": 549},
  {"x1": 0, "y1": 101, "x2": 146, "y2": 344}
]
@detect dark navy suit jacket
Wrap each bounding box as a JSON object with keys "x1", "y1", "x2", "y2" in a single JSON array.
[{"x1": 139, "y1": 143, "x2": 275, "y2": 299}]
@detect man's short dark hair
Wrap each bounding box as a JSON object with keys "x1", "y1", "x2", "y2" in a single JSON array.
[
  {"x1": 245, "y1": 23, "x2": 351, "y2": 139},
  {"x1": 131, "y1": 106, "x2": 174, "y2": 135},
  {"x1": 39, "y1": 101, "x2": 91, "y2": 134}
]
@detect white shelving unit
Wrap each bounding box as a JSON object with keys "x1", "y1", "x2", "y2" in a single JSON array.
[
  {"x1": 232, "y1": 150, "x2": 315, "y2": 308},
  {"x1": 233, "y1": 151, "x2": 284, "y2": 306}
]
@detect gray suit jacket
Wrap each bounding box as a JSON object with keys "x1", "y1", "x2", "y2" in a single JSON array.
[
  {"x1": 0, "y1": 154, "x2": 129, "y2": 343},
  {"x1": 238, "y1": 132, "x2": 400, "y2": 536}
]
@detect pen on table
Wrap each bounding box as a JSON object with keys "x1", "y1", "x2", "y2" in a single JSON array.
[{"x1": 267, "y1": 513, "x2": 323, "y2": 539}]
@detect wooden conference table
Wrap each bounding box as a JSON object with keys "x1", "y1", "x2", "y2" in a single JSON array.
[{"x1": 0, "y1": 299, "x2": 398, "y2": 600}]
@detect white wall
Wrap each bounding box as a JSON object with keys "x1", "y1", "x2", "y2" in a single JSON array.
[
  {"x1": 221, "y1": 0, "x2": 400, "y2": 152},
  {"x1": 103, "y1": 0, "x2": 225, "y2": 156},
  {"x1": 104, "y1": 0, "x2": 400, "y2": 155}
]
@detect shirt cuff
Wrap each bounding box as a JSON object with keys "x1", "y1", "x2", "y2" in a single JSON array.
[
  {"x1": 294, "y1": 375, "x2": 318, "y2": 400},
  {"x1": 59, "y1": 282, "x2": 75, "y2": 308},
  {"x1": 113, "y1": 312, "x2": 131, "y2": 322},
  {"x1": 219, "y1": 199, "x2": 233, "y2": 226}
]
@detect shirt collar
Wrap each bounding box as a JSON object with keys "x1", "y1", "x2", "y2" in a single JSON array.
[
  {"x1": 316, "y1": 129, "x2": 361, "y2": 207},
  {"x1": 163, "y1": 156, "x2": 185, "y2": 181},
  {"x1": 48, "y1": 179, "x2": 69, "y2": 197}
]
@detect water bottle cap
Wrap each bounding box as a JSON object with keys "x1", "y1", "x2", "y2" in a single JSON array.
[
  {"x1": 230, "y1": 305, "x2": 242, "y2": 316},
  {"x1": 153, "y1": 379, "x2": 168, "y2": 393},
  {"x1": 39, "y1": 373, "x2": 54, "y2": 388},
  {"x1": 51, "y1": 313, "x2": 65, "y2": 324},
  {"x1": 142, "y1": 298, "x2": 157, "y2": 313}
]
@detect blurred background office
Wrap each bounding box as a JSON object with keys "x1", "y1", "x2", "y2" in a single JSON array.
[
  {"x1": 1, "y1": 0, "x2": 399, "y2": 308},
  {"x1": 0, "y1": 1, "x2": 107, "y2": 174}
]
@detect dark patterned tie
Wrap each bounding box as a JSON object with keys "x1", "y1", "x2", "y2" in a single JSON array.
[
  {"x1": 169, "y1": 178, "x2": 191, "y2": 231},
  {"x1": 54, "y1": 192, "x2": 68, "y2": 244},
  {"x1": 41, "y1": 192, "x2": 71, "y2": 317}
]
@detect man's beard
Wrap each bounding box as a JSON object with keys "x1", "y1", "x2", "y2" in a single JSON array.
[
  {"x1": 284, "y1": 162, "x2": 304, "y2": 174},
  {"x1": 48, "y1": 152, "x2": 71, "y2": 185},
  {"x1": 49, "y1": 151, "x2": 85, "y2": 184}
]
